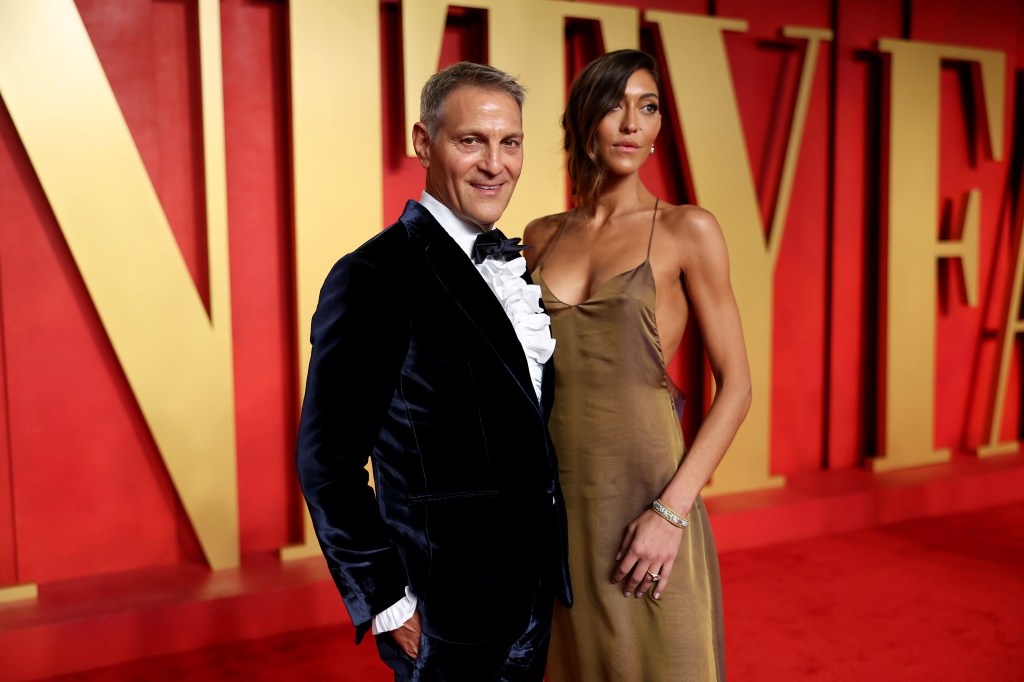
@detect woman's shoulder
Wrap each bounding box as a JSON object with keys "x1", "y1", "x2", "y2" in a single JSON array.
[
  {"x1": 657, "y1": 202, "x2": 723, "y2": 244},
  {"x1": 653, "y1": 202, "x2": 729, "y2": 273},
  {"x1": 523, "y1": 211, "x2": 574, "y2": 269},
  {"x1": 523, "y1": 211, "x2": 572, "y2": 241},
  {"x1": 658, "y1": 202, "x2": 717, "y2": 229}
]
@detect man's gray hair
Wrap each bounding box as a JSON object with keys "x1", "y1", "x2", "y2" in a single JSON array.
[{"x1": 419, "y1": 62, "x2": 526, "y2": 140}]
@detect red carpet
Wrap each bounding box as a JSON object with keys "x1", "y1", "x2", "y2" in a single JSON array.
[
  {"x1": 37, "y1": 502, "x2": 1024, "y2": 681},
  {"x1": 720, "y1": 502, "x2": 1024, "y2": 681}
]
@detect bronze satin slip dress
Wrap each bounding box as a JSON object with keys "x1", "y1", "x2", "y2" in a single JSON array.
[{"x1": 534, "y1": 202, "x2": 725, "y2": 682}]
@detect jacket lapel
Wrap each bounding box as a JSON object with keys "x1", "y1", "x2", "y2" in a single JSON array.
[{"x1": 402, "y1": 202, "x2": 539, "y2": 409}]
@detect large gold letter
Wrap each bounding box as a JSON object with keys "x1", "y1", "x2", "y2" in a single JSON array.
[
  {"x1": 402, "y1": 0, "x2": 639, "y2": 234},
  {"x1": 281, "y1": 0, "x2": 385, "y2": 560},
  {"x1": 979, "y1": 211, "x2": 1024, "y2": 457},
  {"x1": 873, "y1": 40, "x2": 1002, "y2": 472},
  {"x1": 647, "y1": 12, "x2": 831, "y2": 495},
  {"x1": 0, "y1": 0, "x2": 239, "y2": 568}
]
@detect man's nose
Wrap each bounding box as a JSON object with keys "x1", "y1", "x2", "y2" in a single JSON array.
[{"x1": 478, "y1": 146, "x2": 502, "y2": 174}]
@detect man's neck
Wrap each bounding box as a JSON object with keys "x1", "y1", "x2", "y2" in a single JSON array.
[{"x1": 419, "y1": 191, "x2": 493, "y2": 257}]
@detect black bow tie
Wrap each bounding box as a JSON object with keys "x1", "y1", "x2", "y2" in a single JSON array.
[{"x1": 471, "y1": 228, "x2": 530, "y2": 265}]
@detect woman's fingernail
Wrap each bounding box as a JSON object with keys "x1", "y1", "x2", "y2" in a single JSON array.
[
  {"x1": 653, "y1": 592, "x2": 661, "y2": 600},
  {"x1": 615, "y1": 552, "x2": 622, "y2": 561}
]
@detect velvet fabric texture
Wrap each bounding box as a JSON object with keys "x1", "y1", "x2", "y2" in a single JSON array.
[
  {"x1": 375, "y1": 576, "x2": 554, "y2": 681},
  {"x1": 296, "y1": 201, "x2": 572, "y2": 649}
]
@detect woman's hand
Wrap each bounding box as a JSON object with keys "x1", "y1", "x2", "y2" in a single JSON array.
[{"x1": 612, "y1": 509, "x2": 684, "y2": 599}]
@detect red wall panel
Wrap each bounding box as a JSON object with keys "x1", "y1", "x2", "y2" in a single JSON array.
[
  {"x1": 220, "y1": 0, "x2": 298, "y2": 555},
  {"x1": 913, "y1": 0, "x2": 1024, "y2": 453},
  {"x1": 0, "y1": 98, "x2": 200, "y2": 582},
  {"x1": 0, "y1": 263, "x2": 16, "y2": 586},
  {"x1": 2, "y1": 0, "x2": 1024, "y2": 587},
  {"x1": 828, "y1": 0, "x2": 905, "y2": 468}
]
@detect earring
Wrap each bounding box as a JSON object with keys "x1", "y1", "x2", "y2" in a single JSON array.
[{"x1": 650, "y1": 145, "x2": 655, "y2": 155}]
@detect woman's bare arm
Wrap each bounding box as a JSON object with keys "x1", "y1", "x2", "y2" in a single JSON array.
[{"x1": 613, "y1": 207, "x2": 751, "y2": 599}]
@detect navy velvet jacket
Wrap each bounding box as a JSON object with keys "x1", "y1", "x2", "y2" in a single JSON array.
[{"x1": 296, "y1": 201, "x2": 572, "y2": 645}]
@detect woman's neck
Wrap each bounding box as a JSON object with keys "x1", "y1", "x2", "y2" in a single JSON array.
[{"x1": 583, "y1": 173, "x2": 650, "y2": 223}]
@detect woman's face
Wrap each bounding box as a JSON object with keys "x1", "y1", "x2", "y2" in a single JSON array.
[{"x1": 594, "y1": 68, "x2": 661, "y2": 176}]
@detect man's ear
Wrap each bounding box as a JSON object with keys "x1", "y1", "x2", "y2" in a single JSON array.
[{"x1": 412, "y1": 122, "x2": 431, "y2": 169}]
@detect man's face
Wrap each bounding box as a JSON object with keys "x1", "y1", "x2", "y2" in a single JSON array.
[{"x1": 413, "y1": 86, "x2": 524, "y2": 230}]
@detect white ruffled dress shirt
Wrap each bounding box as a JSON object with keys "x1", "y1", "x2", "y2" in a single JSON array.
[{"x1": 370, "y1": 191, "x2": 555, "y2": 635}]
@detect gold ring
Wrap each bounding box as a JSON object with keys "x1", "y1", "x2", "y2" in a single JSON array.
[{"x1": 646, "y1": 570, "x2": 660, "y2": 582}]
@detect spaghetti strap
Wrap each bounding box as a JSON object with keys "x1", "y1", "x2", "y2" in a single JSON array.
[
  {"x1": 535, "y1": 214, "x2": 571, "y2": 271},
  {"x1": 645, "y1": 198, "x2": 660, "y2": 260}
]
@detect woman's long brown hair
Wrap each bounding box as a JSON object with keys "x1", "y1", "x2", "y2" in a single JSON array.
[{"x1": 562, "y1": 49, "x2": 661, "y2": 212}]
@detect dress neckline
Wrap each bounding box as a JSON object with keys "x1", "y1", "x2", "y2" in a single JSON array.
[
  {"x1": 533, "y1": 199, "x2": 660, "y2": 307},
  {"x1": 535, "y1": 259, "x2": 651, "y2": 308}
]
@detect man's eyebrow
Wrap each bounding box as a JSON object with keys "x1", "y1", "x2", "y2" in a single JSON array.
[{"x1": 448, "y1": 128, "x2": 524, "y2": 138}]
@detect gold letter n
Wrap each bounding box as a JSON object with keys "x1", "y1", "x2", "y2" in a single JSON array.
[{"x1": 0, "y1": 0, "x2": 239, "y2": 568}]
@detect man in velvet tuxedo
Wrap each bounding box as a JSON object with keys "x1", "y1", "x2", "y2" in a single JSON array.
[{"x1": 296, "y1": 62, "x2": 572, "y2": 680}]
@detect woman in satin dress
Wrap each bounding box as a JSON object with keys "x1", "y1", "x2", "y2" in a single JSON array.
[{"x1": 524, "y1": 49, "x2": 751, "y2": 681}]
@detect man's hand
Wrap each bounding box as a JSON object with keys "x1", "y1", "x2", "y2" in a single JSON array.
[{"x1": 390, "y1": 610, "x2": 422, "y2": 659}]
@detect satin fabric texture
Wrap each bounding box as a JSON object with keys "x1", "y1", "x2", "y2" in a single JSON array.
[{"x1": 534, "y1": 215, "x2": 725, "y2": 681}]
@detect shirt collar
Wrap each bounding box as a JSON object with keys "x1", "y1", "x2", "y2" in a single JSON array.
[{"x1": 419, "y1": 191, "x2": 492, "y2": 258}]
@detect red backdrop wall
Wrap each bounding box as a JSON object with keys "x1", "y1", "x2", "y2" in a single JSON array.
[{"x1": 2, "y1": 0, "x2": 1023, "y2": 588}]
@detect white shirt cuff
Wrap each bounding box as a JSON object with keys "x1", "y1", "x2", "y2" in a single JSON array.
[{"x1": 371, "y1": 586, "x2": 418, "y2": 634}]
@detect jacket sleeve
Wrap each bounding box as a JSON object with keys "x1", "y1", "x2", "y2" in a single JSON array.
[{"x1": 295, "y1": 250, "x2": 410, "y2": 641}]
